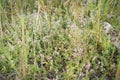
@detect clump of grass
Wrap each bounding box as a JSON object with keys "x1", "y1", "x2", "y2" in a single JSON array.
[{"x1": 0, "y1": 0, "x2": 120, "y2": 79}]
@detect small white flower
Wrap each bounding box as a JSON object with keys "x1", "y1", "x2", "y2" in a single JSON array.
[
  {"x1": 53, "y1": 51, "x2": 59, "y2": 56},
  {"x1": 43, "y1": 35, "x2": 50, "y2": 42}
]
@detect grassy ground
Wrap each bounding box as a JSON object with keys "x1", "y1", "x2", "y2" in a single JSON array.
[{"x1": 0, "y1": 0, "x2": 120, "y2": 80}]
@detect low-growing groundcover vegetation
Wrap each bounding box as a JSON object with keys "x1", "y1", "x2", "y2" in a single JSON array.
[{"x1": 0, "y1": 0, "x2": 120, "y2": 80}]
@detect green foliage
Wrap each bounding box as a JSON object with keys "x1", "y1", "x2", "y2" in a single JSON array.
[{"x1": 0, "y1": 0, "x2": 120, "y2": 79}]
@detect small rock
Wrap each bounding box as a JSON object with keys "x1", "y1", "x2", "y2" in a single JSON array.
[{"x1": 103, "y1": 22, "x2": 120, "y2": 49}]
